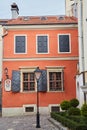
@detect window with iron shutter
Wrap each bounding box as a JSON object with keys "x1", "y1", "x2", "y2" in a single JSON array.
[
  {"x1": 15, "y1": 36, "x2": 26, "y2": 53},
  {"x1": 12, "y1": 70, "x2": 20, "y2": 92},
  {"x1": 37, "y1": 36, "x2": 48, "y2": 53},
  {"x1": 38, "y1": 70, "x2": 47, "y2": 92},
  {"x1": 59, "y1": 35, "x2": 70, "y2": 52}
]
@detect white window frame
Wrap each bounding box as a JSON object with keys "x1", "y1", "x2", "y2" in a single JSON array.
[
  {"x1": 47, "y1": 66, "x2": 64, "y2": 92},
  {"x1": 14, "y1": 35, "x2": 27, "y2": 54},
  {"x1": 20, "y1": 67, "x2": 37, "y2": 92},
  {"x1": 58, "y1": 34, "x2": 71, "y2": 54},
  {"x1": 36, "y1": 34, "x2": 49, "y2": 54},
  {"x1": 23, "y1": 104, "x2": 36, "y2": 114},
  {"x1": 49, "y1": 104, "x2": 60, "y2": 113}
]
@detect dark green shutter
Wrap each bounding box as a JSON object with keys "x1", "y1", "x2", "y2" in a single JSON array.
[
  {"x1": 38, "y1": 70, "x2": 47, "y2": 92},
  {"x1": 12, "y1": 70, "x2": 20, "y2": 92}
]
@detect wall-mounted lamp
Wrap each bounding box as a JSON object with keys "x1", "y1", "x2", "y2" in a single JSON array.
[{"x1": 4, "y1": 67, "x2": 9, "y2": 79}]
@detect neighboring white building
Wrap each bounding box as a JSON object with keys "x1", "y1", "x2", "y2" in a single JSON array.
[
  {"x1": 65, "y1": 0, "x2": 78, "y2": 17},
  {"x1": 0, "y1": 20, "x2": 8, "y2": 110},
  {"x1": 76, "y1": 0, "x2": 87, "y2": 107},
  {"x1": 65, "y1": 0, "x2": 87, "y2": 107},
  {"x1": 0, "y1": 25, "x2": 3, "y2": 109},
  {"x1": 0, "y1": 25, "x2": 3, "y2": 83}
]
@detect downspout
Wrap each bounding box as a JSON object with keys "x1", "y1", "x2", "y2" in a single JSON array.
[{"x1": 78, "y1": 0, "x2": 84, "y2": 72}]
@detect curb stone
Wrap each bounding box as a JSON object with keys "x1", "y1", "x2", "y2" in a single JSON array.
[{"x1": 48, "y1": 117, "x2": 68, "y2": 130}]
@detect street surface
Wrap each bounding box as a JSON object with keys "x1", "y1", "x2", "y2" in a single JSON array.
[{"x1": 0, "y1": 115, "x2": 59, "y2": 130}]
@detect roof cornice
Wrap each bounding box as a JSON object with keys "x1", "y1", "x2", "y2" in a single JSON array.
[{"x1": 3, "y1": 24, "x2": 78, "y2": 30}]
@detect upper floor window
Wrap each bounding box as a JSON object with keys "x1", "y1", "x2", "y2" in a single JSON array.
[
  {"x1": 37, "y1": 35, "x2": 48, "y2": 53},
  {"x1": 15, "y1": 35, "x2": 27, "y2": 54},
  {"x1": 58, "y1": 34, "x2": 70, "y2": 53}
]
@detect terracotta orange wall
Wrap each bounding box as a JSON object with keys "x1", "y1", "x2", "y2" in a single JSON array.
[
  {"x1": 3, "y1": 29, "x2": 78, "y2": 58},
  {"x1": 2, "y1": 28, "x2": 78, "y2": 108},
  {"x1": 2, "y1": 60, "x2": 77, "y2": 107}
]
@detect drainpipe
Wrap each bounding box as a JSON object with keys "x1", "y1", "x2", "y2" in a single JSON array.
[{"x1": 78, "y1": 0, "x2": 84, "y2": 73}]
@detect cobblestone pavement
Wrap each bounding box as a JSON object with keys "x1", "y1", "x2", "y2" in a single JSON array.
[{"x1": 0, "y1": 115, "x2": 59, "y2": 130}]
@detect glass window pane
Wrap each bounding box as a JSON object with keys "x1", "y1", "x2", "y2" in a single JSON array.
[
  {"x1": 23, "y1": 73, "x2": 28, "y2": 81},
  {"x1": 49, "y1": 72, "x2": 62, "y2": 91},
  {"x1": 23, "y1": 72, "x2": 35, "y2": 91},
  {"x1": 37, "y1": 36, "x2": 48, "y2": 53},
  {"x1": 15, "y1": 36, "x2": 26, "y2": 53},
  {"x1": 59, "y1": 35, "x2": 70, "y2": 52},
  {"x1": 23, "y1": 82, "x2": 28, "y2": 91}
]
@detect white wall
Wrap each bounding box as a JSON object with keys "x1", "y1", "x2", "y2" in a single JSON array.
[
  {"x1": 65, "y1": 0, "x2": 74, "y2": 16},
  {"x1": 0, "y1": 25, "x2": 3, "y2": 82},
  {"x1": 65, "y1": 0, "x2": 78, "y2": 17},
  {"x1": 77, "y1": 0, "x2": 87, "y2": 107},
  {"x1": 83, "y1": 0, "x2": 87, "y2": 71}
]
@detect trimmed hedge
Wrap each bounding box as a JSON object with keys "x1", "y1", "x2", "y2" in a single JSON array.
[
  {"x1": 70, "y1": 98, "x2": 79, "y2": 108},
  {"x1": 68, "y1": 107, "x2": 81, "y2": 116},
  {"x1": 66, "y1": 115, "x2": 87, "y2": 125},
  {"x1": 51, "y1": 112, "x2": 87, "y2": 130},
  {"x1": 60, "y1": 100, "x2": 70, "y2": 111},
  {"x1": 81, "y1": 103, "x2": 87, "y2": 117}
]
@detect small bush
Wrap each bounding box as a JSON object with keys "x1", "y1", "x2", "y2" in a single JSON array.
[
  {"x1": 70, "y1": 98, "x2": 79, "y2": 108},
  {"x1": 68, "y1": 107, "x2": 81, "y2": 116},
  {"x1": 60, "y1": 100, "x2": 70, "y2": 111},
  {"x1": 51, "y1": 112, "x2": 87, "y2": 130},
  {"x1": 81, "y1": 103, "x2": 87, "y2": 117}
]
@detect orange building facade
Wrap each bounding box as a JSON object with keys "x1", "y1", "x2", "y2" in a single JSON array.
[{"x1": 2, "y1": 16, "x2": 78, "y2": 116}]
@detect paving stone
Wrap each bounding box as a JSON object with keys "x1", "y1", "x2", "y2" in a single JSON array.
[{"x1": 0, "y1": 115, "x2": 59, "y2": 130}]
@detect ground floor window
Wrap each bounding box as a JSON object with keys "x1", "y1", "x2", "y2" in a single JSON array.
[
  {"x1": 20, "y1": 67, "x2": 36, "y2": 92},
  {"x1": 23, "y1": 72, "x2": 35, "y2": 91},
  {"x1": 49, "y1": 72, "x2": 62, "y2": 91},
  {"x1": 47, "y1": 67, "x2": 64, "y2": 92}
]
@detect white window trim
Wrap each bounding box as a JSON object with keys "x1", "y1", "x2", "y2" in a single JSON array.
[
  {"x1": 14, "y1": 34, "x2": 27, "y2": 54},
  {"x1": 49, "y1": 104, "x2": 60, "y2": 113},
  {"x1": 20, "y1": 67, "x2": 37, "y2": 93},
  {"x1": 58, "y1": 34, "x2": 71, "y2": 54},
  {"x1": 36, "y1": 34, "x2": 49, "y2": 54},
  {"x1": 23, "y1": 104, "x2": 36, "y2": 114},
  {"x1": 46, "y1": 66, "x2": 64, "y2": 92}
]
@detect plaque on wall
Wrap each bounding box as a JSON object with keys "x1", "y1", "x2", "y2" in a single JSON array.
[{"x1": 5, "y1": 79, "x2": 11, "y2": 91}]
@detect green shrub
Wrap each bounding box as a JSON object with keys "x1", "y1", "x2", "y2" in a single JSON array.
[
  {"x1": 58, "y1": 111, "x2": 67, "y2": 116},
  {"x1": 51, "y1": 112, "x2": 87, "y2": 130},
  {"x1": 81, "y1": 103, "x2": 87, "y2": 117},
  {"x1": 70, "y1": 98, "x2": 79, "y2": 108},
  {"x1": 60, "y1": 100, "x2": 70, "y2": 111},
  {"x1": 68, "y1": 107, "x2": 81, "y2": 116},
  {"x1": 76, "y1": 124, "x2": 87, "y2": 130}
]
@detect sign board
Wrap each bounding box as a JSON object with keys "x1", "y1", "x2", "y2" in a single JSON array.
[{"x1": 5, "y1": 79, "x2": 11, "y2": 91}]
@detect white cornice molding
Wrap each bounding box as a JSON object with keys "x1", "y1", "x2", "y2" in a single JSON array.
[
  {"x1": 3, "y1": 57, "x2": 78, "y2": 61},
  {"x1": 3, "y1": 24, "x2": 78, "y2": 30}
]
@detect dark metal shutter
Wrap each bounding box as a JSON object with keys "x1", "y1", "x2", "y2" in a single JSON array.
[
  {"x1": 38, "y1": 36, "x2": 48, "y2": 53},
  {"x1": 59, "y1": 35, "x2": 69, "y2": 52},
  {"x1": 38, "y1": 70, "x2": 47, "y2": 92},
  {"x1": 12, "y1": 70, "x2": 20, "y2": 92},
  {"x1": 15, "y1": 36, "x2": 25, "y2": 53}
]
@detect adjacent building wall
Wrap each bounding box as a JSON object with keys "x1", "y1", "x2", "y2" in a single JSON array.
[
  {"x1": 0, "y1": 25, "x2": 3, "y2": 82},
  {"x1": 76, "y1": 0, "x2": 87, "y2": 107},
  {"x1": 65, "y1": 0, "x2": 78, "y2": 17}
]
